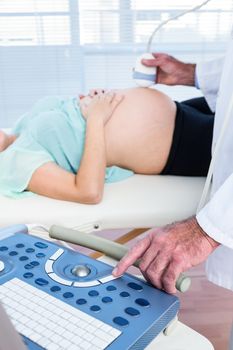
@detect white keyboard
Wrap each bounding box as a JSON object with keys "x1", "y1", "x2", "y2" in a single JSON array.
[{"x1": 0, "y1": 278, "x2": 121, "y2": 350}]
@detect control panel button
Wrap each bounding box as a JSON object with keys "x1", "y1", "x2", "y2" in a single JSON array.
[
  {"x1": 63, "y1": 292, "x2": 74, "y2": 299},
  {"x1": 0, "y1": 261, "x2": 5, "y2": 272},
  {"x1": 73, "y1": 280, "x2": 100, "y2": 288},
  {"x1": 35, "y1": 242, "x2": 48, "y2": 249},
  {"x1": 113, "y1": 316, "x2": 129, "y2": 327},
  {"x1": 50, "y1": 286, "x2": 61, "y2": 293},
  {"x1": 35, "y1": 278, "x2": 49, "y2": 286},
  {"x1": 120, "y1": 291, "x2": 130, "y2": 298},
  {"x1": 48, "y1": 273, "x2": 72, "y2": 286},
  {"x1": 72, "y1": 265, "x2": 91, "y2": 278},
  {"x1": 125, "y1": 307, "x2": 140, "y2": 317},
  {"x1": 24, "y1": 263, "x2": 34, "y2": 270},
  {"x1": 50, "y1": 249, "x2": 64, "y2": 261},
  {"x1": 135, "y1": 298, "x2": 150, "y2": 307},
  {"x1": 9, "y1": 251, "x2": 18, "y2": 256},
  {"x1": 88, "y1": 290, "x2": 99, "y2": 297},
  {"x1": 90, "y1": 305, "x2": 101, "y2": 312},
  {"x1": 102, "y1": 297, "x2": 113, "y2": 304},
  {"x1": 106, "y1": 285, "x2": 116, "y2": 292},
  {"x1": 127, "y1": 282, "x2": 143, "y2": 291},
  {"x1": 26, "y1": 248, "x2": 35, "y2": 253},
  {"x1": 76, "y1": 298, "x2": 87, "y2": 305},
  {"x1": 23, "y1": 272, "x2": 33, "y2": 279},
  {"x1": 0, "y1": 246, "x2": 8, "y2": 251},
  {"x1": 16, "y1": 244, "x2": 25, "y2": 248},
  {"x1": 19, "y1": 256, "x2": 29, "y2": 261},
  {"x1": 36, "y1": 253, "x2": 46, "y2": 259},
  {"x1": 99, "y1": 275, "x2": 119, "y2": 284},
  {"x1": 45, "y1": 260, "x2": 54, "y2": 274}
]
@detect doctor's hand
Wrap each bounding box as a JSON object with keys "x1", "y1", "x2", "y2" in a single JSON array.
[
  {"x1": 113, "y1": 217, "x2": 220, "y2": 293},
  {"x1": 142, "y1": 53, "x2": 196, "y2": 87}
]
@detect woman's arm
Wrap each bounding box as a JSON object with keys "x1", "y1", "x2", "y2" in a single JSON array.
[{"x1": 28, "y1": 92, "x2": 123, "y2": 203}]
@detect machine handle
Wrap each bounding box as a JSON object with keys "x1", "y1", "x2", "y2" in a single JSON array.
[{"x1": 49, "y1": 225, "x2": 191, "y2": 293}]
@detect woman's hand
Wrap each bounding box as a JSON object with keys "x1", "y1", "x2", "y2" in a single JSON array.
[{"x1": 80, "y1": 91, "x2": 124, "y2": 125}]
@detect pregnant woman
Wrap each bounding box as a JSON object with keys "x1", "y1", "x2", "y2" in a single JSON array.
[{"x1": 0, "y1": 87, "x2": 214, "y2": 203}]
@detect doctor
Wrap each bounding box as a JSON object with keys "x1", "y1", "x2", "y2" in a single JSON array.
[{"x1": 113, "y1": 29, "x2": 233, "y2": 303}]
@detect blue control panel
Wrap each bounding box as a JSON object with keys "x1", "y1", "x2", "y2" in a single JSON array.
[{"x1": 0, "y1": 226, "x2": 179, "y2": 350}]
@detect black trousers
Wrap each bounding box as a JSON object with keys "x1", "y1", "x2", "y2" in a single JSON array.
[{"x1": 161, "y1": 97, "x2": 214, "y2": 177}]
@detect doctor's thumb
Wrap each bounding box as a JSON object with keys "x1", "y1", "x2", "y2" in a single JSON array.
[{"x1": 142, "y1": 58, "x2": 161, "y2": 67}]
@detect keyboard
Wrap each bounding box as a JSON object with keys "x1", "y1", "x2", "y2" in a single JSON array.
[
  {"x1": 0, "y1": 278, "x2": 120, "y2": 350},
  {"x1": 0, "y1": 226, "x2": 180, "y2": 349}
]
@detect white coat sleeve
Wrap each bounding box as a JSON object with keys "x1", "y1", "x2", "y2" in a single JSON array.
[
  {"x1": 196, "y1": 173, "x2": 233, "y2": 249},
  {"x1": 196, "y1": 57, "x2": 225, "y2": 112}
]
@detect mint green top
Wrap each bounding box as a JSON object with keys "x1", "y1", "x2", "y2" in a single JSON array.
[{"x1": 0, "y1": 96, "x2": 134, "y2": 198}]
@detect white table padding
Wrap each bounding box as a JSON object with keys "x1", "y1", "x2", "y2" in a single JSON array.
[{"x1": 0, "y1": 175, "x2": 205, "y2": 230}]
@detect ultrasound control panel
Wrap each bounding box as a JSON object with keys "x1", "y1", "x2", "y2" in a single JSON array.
[{"x1": 0, "y1": 225, "x2": 180, "y2": 350}]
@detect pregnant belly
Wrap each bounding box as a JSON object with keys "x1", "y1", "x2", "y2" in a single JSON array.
[{"x1": 105, "y1": 88, "x2": 176, "y2": 174}]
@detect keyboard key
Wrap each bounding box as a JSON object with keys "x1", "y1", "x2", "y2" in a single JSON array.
[{"x1": 0, "y1": 278, "x2": 121, "y2": 350}]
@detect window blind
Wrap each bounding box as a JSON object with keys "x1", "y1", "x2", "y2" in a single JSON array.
[{"x1": 0, "y1": 0, "x2": 232, "y2": 127}]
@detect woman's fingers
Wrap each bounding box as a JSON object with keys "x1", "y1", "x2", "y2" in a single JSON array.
[
  {"x1": 111, "y1": 94, "x2": 124, "y2": 110},
  {"x1": 89, "y1": 89, "x2": 105, "y2": 97}
]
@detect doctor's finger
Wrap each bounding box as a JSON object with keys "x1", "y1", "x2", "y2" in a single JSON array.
[
  {"x1": 112, "y1": 236, "x2": 151, "y2": 276},
  {"x1": 141, "y1": 58, "x2": 163, "y2": 67},
  {"x1": 138, "y1": 244, "x2": 160, "y2": 272},
  {"x1": 143, "y1": 252, "x2": 170, "y2": 290},
  {"x1": 151, "y1": 52, "x2": 171, "y2": 59},
  {"x1": 161, "y1": 260, "x2": 182, "y2": 294}
]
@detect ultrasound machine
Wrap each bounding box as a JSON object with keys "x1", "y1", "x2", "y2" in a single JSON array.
[{"x1": 0, "y1": 224, "x2": 180, "y2": 350}]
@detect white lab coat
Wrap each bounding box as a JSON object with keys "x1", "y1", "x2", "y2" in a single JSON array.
[{"x1": 196, "y1": 30, "x2": 233, "y2": 291}]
